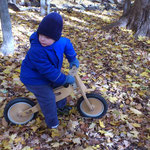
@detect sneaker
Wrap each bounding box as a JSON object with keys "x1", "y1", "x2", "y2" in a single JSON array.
[
  {"x1": 51, "y1": 124, "x2": 59, "y2": 129},
  {"x1": 57, "y1": 105, "x2": 72, "y2": 116}
]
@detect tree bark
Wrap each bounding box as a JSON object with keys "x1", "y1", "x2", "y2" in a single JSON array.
[
  {"x1": 103, "y1": 0, "x2": 150, "y2": 37},
  {"x1": 47, "y1": 0, "x2": 51, "y2": 14},
  {"x1": 0, "y1": 0, "x2": 14, "y2": 55},
  {"x1": 8, "y1": 2, "x2": 21, "y2": 11},
  {"x1": 40, "y1": 0, "x2": 46, "y2": 16},
  {"x1": 122, "y1": 0, "x2": 131, "y2": 16}
]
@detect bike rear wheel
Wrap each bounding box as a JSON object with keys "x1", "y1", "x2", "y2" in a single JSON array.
[{"x1": 4, "y1": 97, "x2": 36, "y2": 125}]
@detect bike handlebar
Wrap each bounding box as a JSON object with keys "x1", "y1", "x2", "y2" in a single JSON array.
[{"x1": 63, "y1": 66, "x2": 78, "y2": 88}]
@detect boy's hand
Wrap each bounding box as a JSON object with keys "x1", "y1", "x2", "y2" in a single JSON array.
[
  {"x1": 69, "y1": 58, "x2": 80, "y2": 69},
  {"x1": 63, "y1": 75, "x2": 75, "y2": 85}
]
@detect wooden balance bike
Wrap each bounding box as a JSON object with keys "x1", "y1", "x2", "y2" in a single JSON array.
[{"x1": 4, "y1": 66, "x2": 108, "y2": 125}]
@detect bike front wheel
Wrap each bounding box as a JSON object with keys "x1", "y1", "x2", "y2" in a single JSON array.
[{"x1": 77, "y1": 93, "x2": 108, "y2": 118}]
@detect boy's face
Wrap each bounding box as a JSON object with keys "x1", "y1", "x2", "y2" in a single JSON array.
[{"x1": 39, "y1": 34, "x2": 55, "y2": 47}]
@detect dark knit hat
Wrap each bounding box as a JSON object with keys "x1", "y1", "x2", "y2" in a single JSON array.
[{"x1": 37, "y1": 12, "x2": 63, "y2": 41}]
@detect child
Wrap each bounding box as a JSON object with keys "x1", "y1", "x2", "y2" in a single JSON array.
[{"x1": 20, "y1": 12, "x2": 79, "y2": 129}]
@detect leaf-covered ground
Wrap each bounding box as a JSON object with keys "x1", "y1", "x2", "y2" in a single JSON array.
[{"x1": 0, "y1": 5, "x2": 150, "y2": 150}]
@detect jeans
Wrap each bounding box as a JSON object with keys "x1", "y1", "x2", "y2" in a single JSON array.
[{"x1": 25, "y1": 84, "x2": 66, "y2": 128}]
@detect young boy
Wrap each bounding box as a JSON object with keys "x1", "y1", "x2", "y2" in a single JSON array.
[{"x1": 20, "y1": 12, "x2": 79, "y2": 129}]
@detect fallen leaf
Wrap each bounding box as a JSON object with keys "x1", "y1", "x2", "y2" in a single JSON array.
[
  {"x1": 130, "y1": 130, "x2": 139, "y2": 138},
  {"x1": 130, "y1": 107, "x2": 142, "y2": 115},
  {"x1": 140, "y1": 72, "x2": 149, "y2": 77},
  {"x1": 104, "y1": 131, "x2": 114, "y2": 138},
  {"x1": 51, "y1": 129, "x2": 60, "y2": 138},
  {"x1": 51, "y1": 142, "x2": 60, "y2": 148},
  {"x1": 99, "y1": 120, "x2": 105, "y2": 128},
  {"x1": 131, "y1": 123, "x2": 141, "y2": 128},
  {"x1": 73, "y1": 138, "x2": 81, "y2": 144},
  {"x1": 109, "y1": 96, "x2": 118, "y2": 103},
  {"x1": 89, "y1": 123, "x2": 96, "y2": 129},
  {"x1": 22, "y1": 146, "x2": 33, "y2": 150}
]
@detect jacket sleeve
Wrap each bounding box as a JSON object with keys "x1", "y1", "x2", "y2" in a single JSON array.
[
  {"x1": 28, "y1": 48, "x2": 66, "y2": 85},
  {"x1": 64, "y1": 38, "x2": 77, "y2": 63}
]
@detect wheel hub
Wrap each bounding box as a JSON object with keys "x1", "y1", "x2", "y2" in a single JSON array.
[
  {"x1": 8, "y1": 102, "x2": 34, "y2": 124},
  {"x1": 81, "y1": 98, "x2": 104, "y2": 117}
]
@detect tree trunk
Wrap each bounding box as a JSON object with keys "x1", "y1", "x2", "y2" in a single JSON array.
[
  {"x1": 122, "y1": 0, "x2": 131, "y2": 16},
  {"x1": 47, "y1": 0, "x2": 51, "y2": 14},
  {"x1": 120, "y1": 0, "x2": 150, "y2": 37},
  {"x1": 40, "y1": 0, "x2": 46, "y2": 16},
  {"x1": 13, "y1": 0, "x2": 16, "y2": 4},
  {"x1": 20, "y1": 0, "x2": 25, "y2": 5},
  {"x1": 104, "y1": 0, "x2": 150, "y2": 37},
  {"x1": 0, "y1": 0, "x2": 14, "y2": 55}
]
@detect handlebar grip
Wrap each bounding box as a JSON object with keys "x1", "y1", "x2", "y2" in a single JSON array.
[{"x1": 69, "y1": 66, "x2": 78, "y2": 76}]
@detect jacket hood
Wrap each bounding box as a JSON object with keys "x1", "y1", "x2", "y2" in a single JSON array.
[{"x1": 29, "y1": 32, "x2": 39, "y2": 44}]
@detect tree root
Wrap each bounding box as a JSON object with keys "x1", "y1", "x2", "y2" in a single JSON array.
[
  {"x1": 102, "y1": 0, "x2": 150, "y2": 38},
  {"x1": 8, "y1": 2, "x2": 39, "y2": 12}
]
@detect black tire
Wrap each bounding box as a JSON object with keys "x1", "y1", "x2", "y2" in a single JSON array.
[
  {"x1": 4, "y1": 97, "x2": 37, "y2": 125},
  {"x1": 77, "y1": 93, "x2": 108, "y2": 118}
]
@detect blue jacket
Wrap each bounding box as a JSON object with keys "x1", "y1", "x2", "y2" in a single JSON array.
[{"x1": 20, "y1": 32, "x2": 76, "y2": 86}]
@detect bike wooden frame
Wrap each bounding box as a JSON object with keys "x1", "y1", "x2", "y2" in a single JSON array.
[{"x1": 20, "y1": 67, "x2": 95, "y2": 117}]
